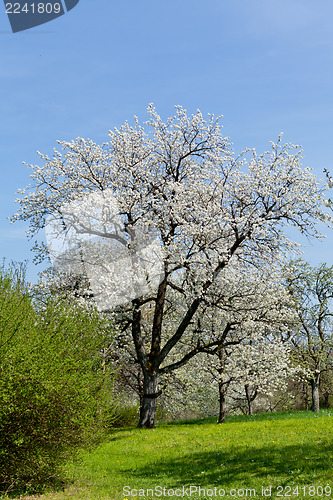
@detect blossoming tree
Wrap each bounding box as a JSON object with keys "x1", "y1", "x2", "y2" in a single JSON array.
[
  {"x1": 286, "y1": 260, "x2": 333, "y2": 412},
  {"x1": 166, "y1": 264, "x2": 296, "y2": 423},
  {"x1": 13, "y1": 105, "x2": 326, "y2": 427}
]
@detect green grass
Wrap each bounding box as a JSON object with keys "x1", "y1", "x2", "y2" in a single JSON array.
[{"x1": 9, "y1": 410, "x2": 333, "y2": 500}]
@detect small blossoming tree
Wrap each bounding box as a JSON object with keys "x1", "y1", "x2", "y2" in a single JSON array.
[{"x1": 286, "y1": 260, "x2": 333, "y2": 412}]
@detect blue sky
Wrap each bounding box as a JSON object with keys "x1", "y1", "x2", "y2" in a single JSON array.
[{"x1": 1, "y1": 0, "x2": 333, "y2": 282}]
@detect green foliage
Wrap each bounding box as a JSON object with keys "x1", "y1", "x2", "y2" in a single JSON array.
[
  {"x1": 0, "y1": 375, "x2": 82, "y2": 493},
  {"x1": 0, "y1": 265, "x2": 116, "y2": 495}
]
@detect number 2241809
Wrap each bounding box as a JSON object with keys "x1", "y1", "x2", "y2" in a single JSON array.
[
  {"x1": 276, "y1": 485, "x2": 332, "y2": 496},
  {"x1": 6, "y1": 3, "x2": 62, "y2": 14}
]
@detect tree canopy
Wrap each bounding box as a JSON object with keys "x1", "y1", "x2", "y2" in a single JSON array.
[{"x1": 13, "y1": 105, "x2": 327, "y2": 427}]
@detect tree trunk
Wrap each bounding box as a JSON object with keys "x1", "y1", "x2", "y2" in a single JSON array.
[
  {"x1": 138, "y1": 371, "x2": 159, "y2": 428},
  {"x1": 310, "y1": 375, "x2": 320, "y2": 413},
  {"x1": 217, "y1": 346, "x2": 229, "y2": 423},
  {"x1": 218, "y1": 380, "x2": 227, "y2": 423},
  {"x1": 302, "y1": 382, "x2": 310, "y2": 411},
  {"x1": 245, "y1": 384, "x2": 253, "y2": 415}
]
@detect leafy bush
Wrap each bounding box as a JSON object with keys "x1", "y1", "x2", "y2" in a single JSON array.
[
  {"x1": 0, "y1": 266, "x2": 116, "y2": 494},
  {"x1": 0, "y1": 375, "x2": 80, "y2": 492}
]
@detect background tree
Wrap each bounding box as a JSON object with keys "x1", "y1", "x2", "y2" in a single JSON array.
[
  {"x1": 199, "y1": 265, "x2": 295, "y2": 422},
  {"x1": 217, "y1": 335, "x2": 293, "y2": 419},
  {"x1": 286, "y1": 260, "x2": 333, "y2": 412},
  {"x1": 13, "y1": 105, "x2": 326, "y2": 427}
]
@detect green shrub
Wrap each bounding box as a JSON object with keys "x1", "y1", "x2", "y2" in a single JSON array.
[
  {"x1": 0, "y1": 375, "x2": 79, "y2": 492},
  {"x1": 0, "y1": 266, "x2": 116, "y2": 494}
]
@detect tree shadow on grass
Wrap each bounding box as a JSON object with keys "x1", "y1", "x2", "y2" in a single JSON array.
[
  {"x1": 164, "y1": 411, "x2": 333, "y2": 427},
  {"x1": 124, "y1": 441, "x2": 333, "y2": 488},
  {"x1": 165, "y1": 417, "x2": 218, "y2": 426}
]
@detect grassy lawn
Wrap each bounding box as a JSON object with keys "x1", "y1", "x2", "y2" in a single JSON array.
[{"x1": 10, "y1": 410, "x2": 333, "y2": 500}]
